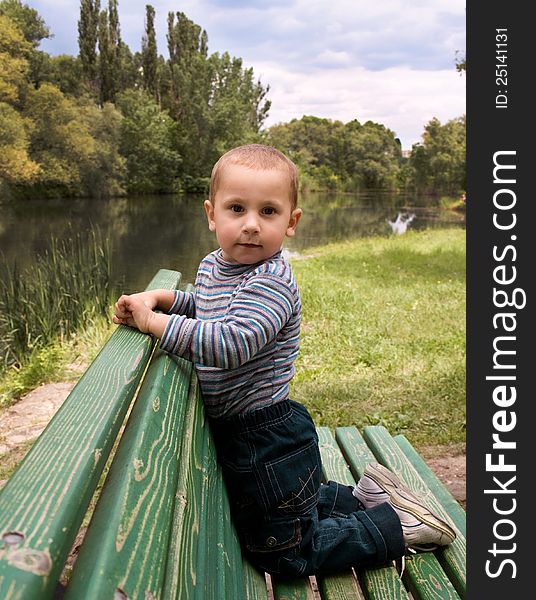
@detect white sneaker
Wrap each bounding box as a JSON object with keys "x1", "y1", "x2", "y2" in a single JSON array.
[{"x1": 353, "y1": 463, "x2": 456, "y2": 550}]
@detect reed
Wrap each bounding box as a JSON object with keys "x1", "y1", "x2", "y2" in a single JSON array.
[{"x1": 0, "y1": 227, "x2": 112, "y2": 369}]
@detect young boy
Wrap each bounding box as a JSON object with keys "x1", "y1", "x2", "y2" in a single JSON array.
[{"x1": 113, "y1": 144, "x2": 456, "y2": 577}]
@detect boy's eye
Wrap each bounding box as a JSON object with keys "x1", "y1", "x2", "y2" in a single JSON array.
[
  {"x1": 230, "y1": 204, "x2": 244, "y2": 213},
  {"x1": 262, "y1": 207, "x2": 276, "y2": 215}
]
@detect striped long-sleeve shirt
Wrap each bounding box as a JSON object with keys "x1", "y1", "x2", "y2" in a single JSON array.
[{"x1": 159, "y1": 249, "x2": 301, "y2": 418}]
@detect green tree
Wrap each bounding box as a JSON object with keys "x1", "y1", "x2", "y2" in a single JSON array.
[
  {"x1": 24, "y1": 83, "x2": 95, "y2": 196},
  {"x1": 97, "y1": 8, "x2": 113, "y2": 104},
  {"x1": 40, "y1": 54, "x2": 85, "y2": 96},
  {"x1": 0, "y1": 102, "x2": 40, "y2": 186},
  {"x1": 0, "y1": 12, "x2": 31, "y2": 104},
  {"x1": 0, "y1": 0, "x2": 52, "y2": 87},
  {"x1": 0, "y1": 0, "x2": 50, "y2": 47},
  {"x1": 78, "y1": 97, "x2": 126, "y2": 196},
  {"x1": 409, "y1": 116, "x2": 466, "y2": 193},
  {"x1": 116, "y1": 89, "x2": 181, "y2": 193},
  {"x1": 141, "y1": 4, "x2": 158, "y2": 99},
  {"x1": 78, "y1": 0, "x2": 100, "y2": 90}
]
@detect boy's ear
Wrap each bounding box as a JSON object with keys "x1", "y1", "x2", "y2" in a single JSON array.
[
  {"x1": 204, "y1": 199, "x2": 216, "y2": 232},
  {"x1": 286, "y1": 208, "x2": 302, "y2": 237}
]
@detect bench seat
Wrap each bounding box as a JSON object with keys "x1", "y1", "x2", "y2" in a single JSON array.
[{"x1": 0, "y1": 270, "x2": 465, "y2": 599}]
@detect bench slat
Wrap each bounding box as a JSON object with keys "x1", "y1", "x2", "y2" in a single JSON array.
[
  {"x1": 64, "y1": 351, "x2": 193, "y2": 598},
  {"x1": 162, "y1": 377, "x2": 205, "y2": 598},
  {"x1": 318, "y1": 427, "x2": 400, "y2": 600},
  {"x1": 332, "y1": 427, "x2": 409, "y2": 600},
  {"x1": 363, "y1": 426, "x2": 465, "y2": 599},
  {"x1": 393, "y1": 435, "x2": 466, "y2": 536},
  {"x1": 0, "y1": 269, "x2": 181, "y2": 600}
]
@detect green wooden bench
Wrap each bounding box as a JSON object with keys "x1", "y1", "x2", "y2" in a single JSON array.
[{"x1": 0, "y1": 270, "x2": 466, "y2": 599}]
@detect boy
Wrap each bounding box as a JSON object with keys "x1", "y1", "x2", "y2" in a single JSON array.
[{"x1": 113, "y1": 144, "x2": 456, "y2": 577}]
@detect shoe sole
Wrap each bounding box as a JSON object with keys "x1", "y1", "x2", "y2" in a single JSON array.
[{"x1": 363, "y1": 463, "x2": 456, "y2": 544}]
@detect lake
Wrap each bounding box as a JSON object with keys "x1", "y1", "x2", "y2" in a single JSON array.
[{"x1": 0, "y1": 191, "x2": 465, "y2": 292}]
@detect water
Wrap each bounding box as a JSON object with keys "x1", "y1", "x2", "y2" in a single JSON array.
[{"x1": 0, "y1": 191, "x2": 465, "y2": 292}]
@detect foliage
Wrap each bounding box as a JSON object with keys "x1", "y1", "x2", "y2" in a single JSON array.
[
  {"x1": 408, "y1": 116, "x2": 466, "y2": 194},
  {"x1": 116, "y1": 89, "x2": 181, "y2": 193},
  {"x1": 0, "y1": 101, "x2": 40, "y2": 184},
  {"x1": 291, "y1": 229, "x2": 466, "y2": 447},
  {"x1": 0, "y1": 227, "x2": 112, "y2": 370},
  {"x1": 0, "y1": 13, "x2": 31, "y2": 103},
  {"x1": 0, "y1": 1, "x2": 464, "y2": 197},
  {"x1": 0, "y1": 0, "x2": 51, "y2": 48},
  {"x1": 77, "y1": 98, "x2": 126, "y2": 197},
  {"x1": 268, "y1": 116, "x2": 402, "y2": 191},
  {"x1": 141, "y1": 4, "x2": 157, "y2": 99},
  {"x1": 78, "y1": 0, "x2": 99, "y2": 88},
  {"x1": 23, "y1": 82, "x2": 96, "y2": 195}
]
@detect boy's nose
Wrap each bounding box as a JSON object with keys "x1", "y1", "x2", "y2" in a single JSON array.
[{"x1": 242, "y1": 214, "x2": 260, "y2": 233}]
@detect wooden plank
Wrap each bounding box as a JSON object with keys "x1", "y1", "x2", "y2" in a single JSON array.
[
  {"x1": 0, "y1": 269, "x2": 181, "y2": 600},
  {"x1": 318, "y1": 427, "x2": 405, "y2": 600},
  {"x1": 64, "y1": 350, "x2": 193, "y2": 598},
  {"x1": 242, "y1": 561, "x2": 268, "y2": 600},
  {"x1": 334, "y1": 427, "x2": 409, "y2": 600},
  {"x1": 162, "y1": 379, "x2": 207, "y2": 599},
  {"x1": 362, "y1": 426, "x2": 466, "y2": 599},
  {"x1": 393, "y1": 435, "x2": 466, "y2": 536},
  {"x1": 336, "y1": 427, "x2": 462, "y2": 600},
  {"x1": 272, "y1": 577, "x2": 316, "y2": 600}
]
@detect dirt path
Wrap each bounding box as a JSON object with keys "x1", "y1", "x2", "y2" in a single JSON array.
[{"x1": 0, "y1": 382, "x2": 466, "y2": 509}]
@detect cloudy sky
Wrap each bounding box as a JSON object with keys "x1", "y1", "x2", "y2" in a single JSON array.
[{"x1": 33, "y1": 0, "x2": 465, "y2": 149}]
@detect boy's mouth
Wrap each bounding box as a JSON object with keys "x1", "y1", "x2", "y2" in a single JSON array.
[{"x1": 238, "y1": 243, "x2": 262, "y2": 248}]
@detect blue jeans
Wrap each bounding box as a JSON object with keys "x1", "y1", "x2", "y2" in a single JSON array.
[{"x1": 209, "y1": 400, "x2": 404, "y2": 577}]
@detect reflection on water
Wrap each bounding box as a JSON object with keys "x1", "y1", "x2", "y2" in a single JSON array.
[
  {"x1": 0, "y1": 191, "x2": 465, "y2": 292},
  {"x1": 387, "y1": 212, "x2": 415, "y2": 235}
]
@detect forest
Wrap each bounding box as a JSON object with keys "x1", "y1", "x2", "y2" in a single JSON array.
[{"x1": 0, "y1": 0, "x2": 466, "y2": 198}]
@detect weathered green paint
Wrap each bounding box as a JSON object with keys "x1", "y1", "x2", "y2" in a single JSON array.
[
  {"x1": 64, "y1": 350, "x2": 193, "y2": 599},
  {"x1": 363, "y1": 426, "x2": 466, "y2": 599},
  {"x1": 162, "y1": 377, "x2": 205, "y2": 599},
  {"x1": 403, "y1": 554, "x2": 461, "y2": 600},
  {"x1": 272, "y1": 577, "x2": 315, "y2": 599},
  {"x1": 0, "y1": 269, "x2": 181, "y2": 600},
  {"x1": 0, "y1": 269, "x2": 466, "y2": 600},
  {"x1": 393, "y1": 436, "x2": 466, "y2": 536},
  {"x1": 317, "y1": 427, "x2": 405, "y2": 600}
]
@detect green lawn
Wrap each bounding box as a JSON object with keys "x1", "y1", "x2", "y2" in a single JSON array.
[{"x1": 290, "y1": 228, "x2": 466, "y2": 449}]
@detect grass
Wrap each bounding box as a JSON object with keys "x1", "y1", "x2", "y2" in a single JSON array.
[
  {"x1": 290, "y1": 228, "x2": 465, "y2": 449},
  {"x1": 0, "y1": 313, "x2": 114, "y2": 409},
  {"x1": 0, "y1": 227, "x2": 111, "y2": 369}
]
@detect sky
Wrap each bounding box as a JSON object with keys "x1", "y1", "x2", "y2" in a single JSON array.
[{"x1": 32, "y1": 0, "x2": 466, "y2": 150}]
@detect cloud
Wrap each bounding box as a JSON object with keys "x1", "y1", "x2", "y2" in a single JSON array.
[
  {"x1": 259, "y1": 63, "x2": 465, "y2": 148},
  {"x1": 33, "y1": 0, "x2": 465, "y2": 148}
]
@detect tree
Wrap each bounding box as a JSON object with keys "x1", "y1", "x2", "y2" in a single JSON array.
[
  {"x1": 409, "y1": 116, "x2": 466, "y2": 193},
  {"x1": 116, "y1": 89, "x2": 181, "y2": 193},
  {"x1": 0, "y1": 1, "x2": 51, "y2": 87},
  {"x1": 0, "y1": 102, "x2": 40, "y2": 185},
  {"x1": 78, "y1": 0, "x2": 100, "y2": 89},
  {"x1": 77, "y1": 97, "x2": 126, "y2": 196},
  {"x1": 0, "y1": 13, "x2": 31, "y2": 104},
  {"x1": 141, "y1": 4, "x2": 158, "y2": 99},
  {"x1": 107, "y1": 0, "x2": 121, "y2": 96},
  {"x1": 97, "y1": 8, "x2": 113, "y2": 104},
  {"x1": 0, "y1": 0, "x2": 51, "y2": 48},
  {"x1": 24, "y1": 83, "x2": 96, "y2": 195}
]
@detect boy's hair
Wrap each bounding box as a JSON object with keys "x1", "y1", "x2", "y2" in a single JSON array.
[{"x1": 209, "y1": 144, "x2": 299, "y2": 210}]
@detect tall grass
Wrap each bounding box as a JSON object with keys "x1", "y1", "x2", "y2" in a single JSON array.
[{"x1": 0, "y1": 228, "x2": 112, "y2": 369}]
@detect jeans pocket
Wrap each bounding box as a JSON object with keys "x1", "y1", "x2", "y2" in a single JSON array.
[
  {"x1": 263, "y1": 439, "x2": 321, "y2": 515},
  {"x1": 244, "y1": 518, "x2": 302, "y2": 554}
]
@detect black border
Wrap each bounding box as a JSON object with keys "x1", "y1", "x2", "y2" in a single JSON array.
[{"x1": 467, "y1": 4, "x2": 533, "y2": 595}]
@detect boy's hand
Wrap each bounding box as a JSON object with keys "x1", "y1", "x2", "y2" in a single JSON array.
[{"x1": 113, "y1": 294, "x2": 155, "y2": 333}]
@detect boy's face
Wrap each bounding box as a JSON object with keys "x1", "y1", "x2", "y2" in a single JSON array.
[{"x1": 204, "y1": 164, "x2": 302, "y2": 264}]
